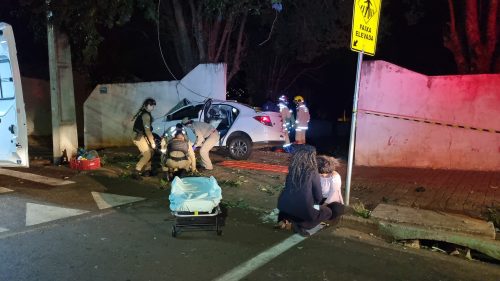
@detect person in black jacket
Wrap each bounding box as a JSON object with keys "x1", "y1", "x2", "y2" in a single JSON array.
[
  {"x1": 131, "y1": 98, "x2": 156, "y2": 179},
  {"x1": 277, "y1": 145, "x2": 340, "y2": 236}
]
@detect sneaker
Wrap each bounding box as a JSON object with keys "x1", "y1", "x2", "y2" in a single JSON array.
[{"x1": 274, "y1": 220, "x2": 292, "y2": 230}]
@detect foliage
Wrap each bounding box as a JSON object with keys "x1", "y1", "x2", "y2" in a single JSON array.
[
  {"x1": 221, "y1": 199, "x2": 249, "y2": 209},
  {"x1": 486, "y1": 207, "x2": 499, "y2": 228},
  {"x1": 159, "y1": 0, "x2": 267, "y2": 81},
  {"x1": 16, "y1": 0, "x2": 154, "y2": 67},
  {"x1": 351, "y1": 202, "x2": 371, "y2": 219},
  {"x1": 244, "y1": 0, "x2": 352, "y2": 100}
]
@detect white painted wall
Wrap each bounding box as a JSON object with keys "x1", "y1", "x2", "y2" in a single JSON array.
[
  {"x1": 356, "y1": 60, "x2": 500, "y2": 171},
  {"x1": 84, "y1": 63, "x2": 227, "y2": 148}
]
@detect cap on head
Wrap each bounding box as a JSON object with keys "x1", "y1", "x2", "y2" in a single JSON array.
[
  {"x1": 143, "y1": 98, "x2": 156, "y2": 107},
  {"x1": 293, "y1": 95, "x2": 304, "y2": 103}
]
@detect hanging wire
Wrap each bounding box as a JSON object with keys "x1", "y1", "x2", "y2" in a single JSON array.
[
  {"x1": 157, "y1": 0, "x2": 178, "y2": 80},
  {"x1": 258, "y1": 10, "x2": 278, "y2": 46}
]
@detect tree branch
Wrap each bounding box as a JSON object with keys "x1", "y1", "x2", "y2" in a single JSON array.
[
  {"x1": 228, "y1": 11, "x2": 248, "y2": 82},
  {"x1": 215, "y1": 14, "x2": 234, "y2": 62}
]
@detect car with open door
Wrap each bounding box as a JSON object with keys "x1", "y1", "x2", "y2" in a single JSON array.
[
  {"x1": 152, "y1": 99, "x2": 284, "y2": 160},
  {"x1": 0, "y1": 23, "x2": 28, "y2": 167}
]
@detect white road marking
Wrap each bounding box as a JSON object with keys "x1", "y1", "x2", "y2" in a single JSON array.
[
  {"x1": 214, "y1": 224, "x2": 325, "y2": 281},
  {"x1": 25, "y1": 203, "x2": 89, "y2": 226},
  {"x1": 91, "y1": 192, "x2": 145, "y2": 210},
  {"x1": 0, "y1": 168, "x2": 74, "y2": 186},
  {"x1": 214, "y1": 234, "x2": 306, "y2": 281},
  {"x1": 0, "y1": 211, "x2": 114, "y2": 240},
  {"x1": 0, "y1": 187, "x2": 14, "y2": 194},
  {"x1": 0, "y1": 227, "x2": 8, "y2": 233}
]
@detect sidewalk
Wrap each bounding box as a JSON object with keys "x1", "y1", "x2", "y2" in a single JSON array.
[{"x1": 345, "y1": 166, "x2": 499, "y2": 220}]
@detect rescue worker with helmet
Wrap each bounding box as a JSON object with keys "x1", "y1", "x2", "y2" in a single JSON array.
[
  {"x1": 182, "y1": 117, "x2": 219, "y2": 171},
  {"x1": 160, "y1": 124, "x2": 197, "y2": 177},
  {"x1": 278, "y1": 95, "x2": 293, "y2": 148},
  {"x1": 131, "y1": 98, "x2": 157, "y2": 179},
  {"x1": 293, "y1": 95, "x2": 310, "y2": 144}
]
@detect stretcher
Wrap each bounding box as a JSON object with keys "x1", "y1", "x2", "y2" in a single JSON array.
[{"x1": 169, "y1": 176, "x2": 224, "y2": 237}]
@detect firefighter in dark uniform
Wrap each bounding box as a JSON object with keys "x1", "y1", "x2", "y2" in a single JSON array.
[{"x1": 132, "y1": 98, "x2": 156, "y2": 179}]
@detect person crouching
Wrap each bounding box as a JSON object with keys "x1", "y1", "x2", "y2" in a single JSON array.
[{"x1": 161, "y1": 127, "x2": 197, "y2": 178}]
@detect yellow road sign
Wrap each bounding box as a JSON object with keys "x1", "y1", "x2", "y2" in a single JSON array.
[{"x1": 350, "y1": 0, "x2": 382, "y2": 56}]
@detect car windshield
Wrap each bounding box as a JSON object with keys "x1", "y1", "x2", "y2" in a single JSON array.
[{"x1": 171, "y1": 104, "x2": 204, "y2": 120}]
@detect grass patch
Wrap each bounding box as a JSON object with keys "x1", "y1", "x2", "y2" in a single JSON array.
[
  {"x1": 486, "y1": 206, "x2": 500, "y2": 228},
  {"x1": 351, "y1": 202, "x2": 371, "y2": 219},
  {"x1": 258, "y1": 184, "x2": 284, "y2": 196},
  {"x1": 220, "y1": 179, "x2": 244, "y2": 188},
  {"x1": 221, "y1": 199, "x2": 249, "y2": 209}
]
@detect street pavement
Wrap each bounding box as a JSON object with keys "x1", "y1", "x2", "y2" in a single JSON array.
[
  {"x1": 1, "y1": 196, "x2": 499, "y2": 281},
  {"x1": 0, "y1": 154, "x2": 499, "y2": 280}
]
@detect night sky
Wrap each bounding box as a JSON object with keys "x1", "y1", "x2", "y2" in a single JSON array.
[{"x1": 1, "y1": 1, "x2": 459, "y2": 124}]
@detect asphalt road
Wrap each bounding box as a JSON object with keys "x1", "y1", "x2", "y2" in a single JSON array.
[{"x1": 1, "y1": 195, "x2": 499, "y2": 281}]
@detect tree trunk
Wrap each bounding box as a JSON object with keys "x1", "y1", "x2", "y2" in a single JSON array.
[
  {"x1": 445, "y1": 0, "x2": 498, "y2": 74},
  {"x1": 172, "y1": 0, "x2": 195, "y2": 73},
  {"x1": 227, "y1": 11, "x2": 248, "y2": 82},
  {"x1": 189, "y1": 0, "x2": 206, "y2": 62}
]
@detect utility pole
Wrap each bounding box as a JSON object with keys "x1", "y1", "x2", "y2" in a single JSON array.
[{"x1": 46, "y1": 0, "x2": 78, "y2": 164}]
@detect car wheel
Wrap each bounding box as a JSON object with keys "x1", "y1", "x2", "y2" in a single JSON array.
[{"x1": 227, "y1": 136, "x2": 252, "y2": 160}]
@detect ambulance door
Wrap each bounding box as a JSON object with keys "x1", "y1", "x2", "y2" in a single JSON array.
[{"x1": 0, "y1": 23, "x2": 29, "y2": 167}]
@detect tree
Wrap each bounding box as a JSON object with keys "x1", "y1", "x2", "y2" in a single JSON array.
[
  {"x1": 159, "y1": 0, "x2": 266, "y2": 81},
  {"x1": 444, "y1": 0, "x2": 499, "y2": 74},
  {"x1": 244, "y1": 0, "x2": 352, "y2": 101},
  {"x1": 16, "y1": 0, "x2": 154, "y2": 68}
]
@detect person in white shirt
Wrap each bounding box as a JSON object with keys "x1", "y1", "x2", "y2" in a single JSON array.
[{"x1": 316, "y1": 155, "x2": 344, "y2": 221}]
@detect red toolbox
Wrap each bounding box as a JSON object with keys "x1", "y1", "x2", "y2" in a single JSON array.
[{"x1": 70, "y1": 158, "x2": 101, "y2": 170}]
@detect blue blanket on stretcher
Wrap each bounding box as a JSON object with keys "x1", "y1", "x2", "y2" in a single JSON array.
[{"x1": 169, "y1": 176, "x2": 222, "y2": 212}]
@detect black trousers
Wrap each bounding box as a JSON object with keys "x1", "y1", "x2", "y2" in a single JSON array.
[{"x1": 278, "y1": 201, "x2": 345, "y2": 228}]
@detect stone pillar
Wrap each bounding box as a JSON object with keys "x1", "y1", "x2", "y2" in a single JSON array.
[{"x1": 47, "y1": 24, "x2": 78, "y2": 164}]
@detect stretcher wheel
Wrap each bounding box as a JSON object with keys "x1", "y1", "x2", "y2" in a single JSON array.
[{"x1": 171, "y1": 226, "x2": 177, "y2": 237}]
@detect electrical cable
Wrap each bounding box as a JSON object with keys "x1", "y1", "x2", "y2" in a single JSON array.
[
  {"x1": 258, "y1": 10, "x2": 278, "y2": 46},
  {"x1": 157, "y1": 0, "x2": 178, "y2": 80}
]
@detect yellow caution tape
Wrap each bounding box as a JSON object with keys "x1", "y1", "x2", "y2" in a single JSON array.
[{"x1": 360, "y1": 109, "x2": 499, "y2": 134}]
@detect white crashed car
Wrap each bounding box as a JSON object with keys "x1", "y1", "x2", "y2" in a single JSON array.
[{"x1": 152, "y1": 99, "x2": 284, "y2": 160}]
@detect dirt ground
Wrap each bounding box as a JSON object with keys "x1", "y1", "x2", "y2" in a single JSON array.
[
  {"x1": 15, "y1": 145, "x2": 498, "y2": 224},
  {"x1": 87, "y1": 147, "x2": 292, "y2": 213}
]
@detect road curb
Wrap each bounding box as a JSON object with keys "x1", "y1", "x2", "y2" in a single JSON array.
[{"x1": 338, "y1": 214, "x2": 500, "y2": 261}]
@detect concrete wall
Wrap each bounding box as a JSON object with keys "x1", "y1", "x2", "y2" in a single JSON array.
[
  {"x1": 356, "y1": 60, "x2": 500, "y2": 171},
  {"x1": 84, "y1": 63, "x2": 227, "y2": 148},
  {"x1": 21, "y1": 77, "x2": 51, "y2": 136}
]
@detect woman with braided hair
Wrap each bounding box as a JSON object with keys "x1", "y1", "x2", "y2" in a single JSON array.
[
  {"x1": 277, "y1": 145, "x2": 338, "y2": 236},
  {"x1": 131, "y1": 98, "x2": 157, "y2": 179}
]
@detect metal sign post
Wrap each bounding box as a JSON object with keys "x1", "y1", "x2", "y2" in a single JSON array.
[
  {"x1": 345, "y1": 51, "x2": 363, "y2": 206},
  {"x1": 345, "y1": 0, "x2": 382, "y2": 205}
]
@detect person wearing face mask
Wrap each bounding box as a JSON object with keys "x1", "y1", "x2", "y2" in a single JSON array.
[{"x1": 131, "y1": 98, "x2": 157, "y2": 179}]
